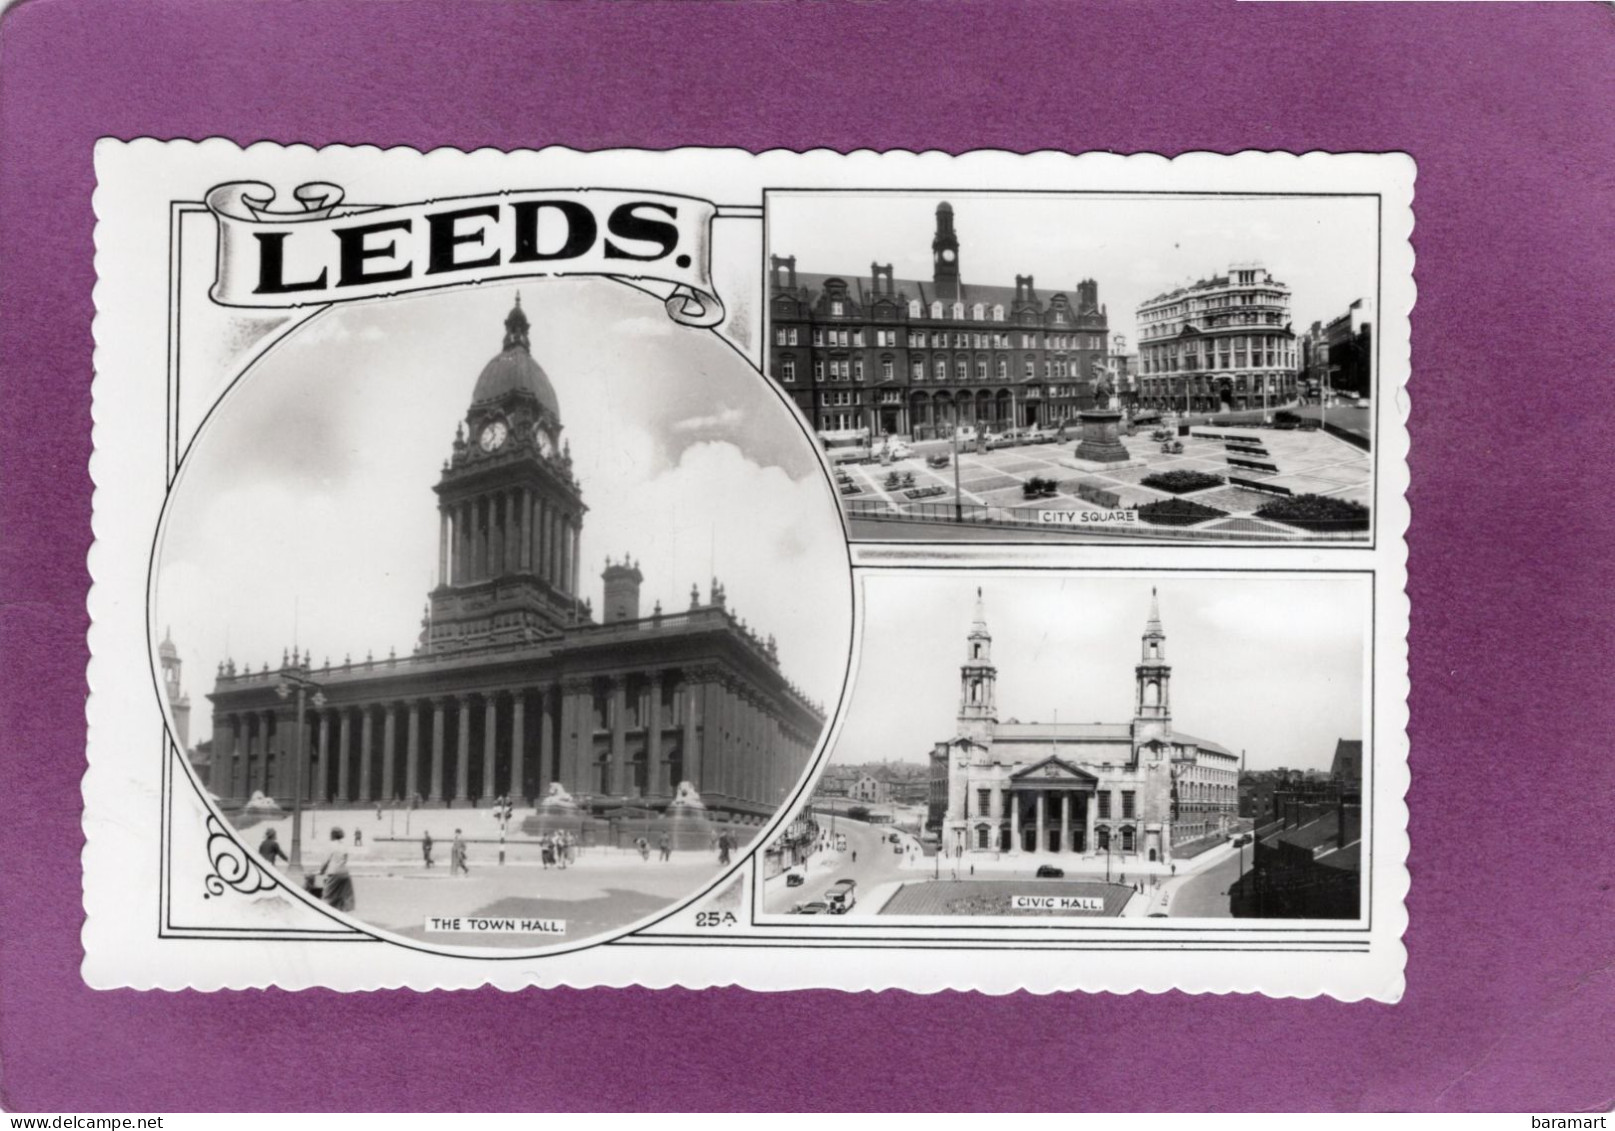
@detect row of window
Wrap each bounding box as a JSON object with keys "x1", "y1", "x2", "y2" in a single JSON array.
[
  {"x1": 777, "y1": 355, "x2": 1105, "y2": 385},
  {"x1": 967, "y1": 789, "x2": 1138, "y2": 819},
  {"x1": 776, "y1": 326, "x2": 1105, "y2": 351},
  {"x1": 823, "y1": 297, "x2": 1080, "y2": 324}
]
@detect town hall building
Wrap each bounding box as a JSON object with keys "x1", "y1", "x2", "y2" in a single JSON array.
[
  {"x1": 931, "y1": 588, "x2": 1239, "y2": 862},
  {"x1": 768, "y1": 201, "x2": 1114, "y2": 439},
  {"x1": 205, "y1": 298, "x2": 825, "y2": 824}
]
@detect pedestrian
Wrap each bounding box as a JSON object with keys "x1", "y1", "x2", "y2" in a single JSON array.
[
  {"x1": 1170, "y1": 863, "x2": 1177, "y2": 876},
  {"x1": 353, "y1": 828, "x2": 363, "y2": 848},
  {"x1": 541, "y1": 840, "x2": 554, "y2": 869},
  {"x1": 421, "y1": 829, "x2": 434, "y2": 869},
  {"x1": 636, "y1": 836, "x2": 650, "y2": 862},
  {"x1": 658, "y1": 833, "x2": 671, "y2": 862},
  {"x1": 319, "y1": 828, "x2": 355, "y2": 911},
  {"x1": 375, "y1": 801, "x2": 383, "y2": 821},
  {"x1": 851, "y1": 849, "x2": 857, "y2": 864},
  {"x1": 258, "y1": 827, "x2": 288, "y2": 868},
  {"x1": 717, "y1": 832, "x2": 732, "y2": 866},
  {"x1": 451, "y1": 828, "x2": 469, "y2": 876}
]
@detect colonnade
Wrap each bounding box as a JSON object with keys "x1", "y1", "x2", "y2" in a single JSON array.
[
  {"x1": 210, "y1": 667, "x2": 818, "y2": 813},
  {"x1": 438, "y1": 487, "x2": 580, "y2": 595}
]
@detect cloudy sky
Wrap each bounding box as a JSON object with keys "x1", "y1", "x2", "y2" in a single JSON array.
[
  {"x1": 834, "y1": 573, "x2": 1369, "y2": 773},
  {"x1": 768, "y1": 192, "x2": 1378, "y2": 342},
  {"x1": 155, "y1": 280, "x2": 851, "y2": 744}
]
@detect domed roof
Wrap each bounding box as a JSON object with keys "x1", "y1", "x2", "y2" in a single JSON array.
[
  {"x1": 158, "y1": 626, "x2": 178, "y2": 659},
  {"x1": 472, "y1": 296, "x2": 560, "y2": 419}
]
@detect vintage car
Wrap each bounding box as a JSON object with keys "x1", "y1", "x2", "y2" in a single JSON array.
[{"x1": 825, "y1": 878, "x2": 858, "y2": 914}]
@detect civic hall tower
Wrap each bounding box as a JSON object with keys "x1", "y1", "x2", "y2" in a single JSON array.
[{"x1": 206, "y1": 298, "x2": 824, "y2": 825}]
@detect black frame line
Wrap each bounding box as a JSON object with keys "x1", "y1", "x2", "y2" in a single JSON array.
[
  {"x1": 736, "y1": 563, "x2": 1377, "y2": 945},
  {"x1": 761, "y1": 186, "x2": 1385, "y2": 553},
  {"x1": 149, "y1": 196, "x2": 857, "y2": 959}
]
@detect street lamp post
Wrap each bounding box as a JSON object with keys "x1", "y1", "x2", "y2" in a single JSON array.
[
  {"x1": 951, "y1": 425, "x2": 962, "y2": 524},
  {"x1": 274, "y1": 660, "x2": 327, "y2": 873}
]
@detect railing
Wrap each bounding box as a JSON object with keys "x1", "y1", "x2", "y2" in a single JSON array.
[{"x1": 843, "y1": 498, "x2": 1370, "y2": 543}]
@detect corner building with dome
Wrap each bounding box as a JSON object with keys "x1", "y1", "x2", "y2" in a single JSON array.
[
  {"x1": 205, "y1": 298, "x2": 825, "y2": 825},
  {"x1": 932, "y1": 588, "x2": 1240, "y2": 862}
]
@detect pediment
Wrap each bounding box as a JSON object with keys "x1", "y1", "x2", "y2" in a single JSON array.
[{"x1": 1009, "y1": 755, "x2": 1098, "y2": 784}]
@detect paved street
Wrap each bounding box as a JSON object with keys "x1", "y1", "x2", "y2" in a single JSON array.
[
  {"x1": 839, "y1": 422, "x2": 1369, "y2": 540},
  {"x1": 762, "y1": 815, "x2": 921, "y2": 916},
  {"x1": 236, "y1": 806, "x2": 741, "y2": 947},
  {"x1": 1165, "y1": 845, "x2": 1253, "y2": 918}
]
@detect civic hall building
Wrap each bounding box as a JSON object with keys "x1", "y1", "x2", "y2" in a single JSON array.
[
  {"x1": 931, "y1": 589, "x2": 1239, "y2": 862},
  {"x1": 205, "y1": 299, "x2": 824, "y2": 824},
  {"x1": 1135, "y1": 264, "x2": 1301, "y2": 414},
  {"x1": 768, "y1": 202, "x2": 1112, "y2": 439}
]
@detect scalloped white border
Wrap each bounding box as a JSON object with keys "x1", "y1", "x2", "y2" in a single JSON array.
[{"x1": 86, "y1": 141, "x2": 1410, "y2": 999}]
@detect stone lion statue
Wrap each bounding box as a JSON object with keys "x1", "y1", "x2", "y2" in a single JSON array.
[
  {"x1": 669, "y1": 780, "x2": 707, "y2": 810},
  {"x1": 538, "y1": 781, "x2": 578, "y2": 809}
]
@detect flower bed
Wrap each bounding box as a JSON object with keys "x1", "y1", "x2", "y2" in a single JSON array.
[
  {"x1": 1075, "y1": 479, "x2": 1122, "y2": 509},
  {"x1": 1137, "y1": 498, "x2": 1228, "y2": 527},
  {"x1": 1141, "y1": 469, "x2": 1225, "y2": 494},
  {"x1": 1255, "y1": 493, "x2": 1370, "y2": 532},
  {"x1": 839, "y1": 483, "x2": 863, "y2": 496},
  {"x1": 1021, "y1": 476, "x2": 1059, "y2": 500}
]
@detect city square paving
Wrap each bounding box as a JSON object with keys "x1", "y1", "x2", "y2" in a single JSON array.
[
  {"x1": 232, "y1": 805, "x2": 743, "y2": 948},
  {"x1": 838, "y1": 423, "x2": 1370, "y2": 539}
]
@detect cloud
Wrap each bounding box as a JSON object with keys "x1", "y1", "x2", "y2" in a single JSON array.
[{"x1": 670, "y1": 405, "x2": 745, "y2": 433}]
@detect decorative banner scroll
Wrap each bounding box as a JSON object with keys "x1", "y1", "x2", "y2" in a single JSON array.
[{"x1": 205, "y1": 182, "x2": 725, "y2": 327}]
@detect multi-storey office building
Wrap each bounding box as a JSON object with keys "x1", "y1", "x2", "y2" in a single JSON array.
[
  {"x1": 768, "y1": 202, "x2": 1111, "y2": 440},
  {"x1": 1135, "y1": 265, "x2": 1300, "y2": 413}
]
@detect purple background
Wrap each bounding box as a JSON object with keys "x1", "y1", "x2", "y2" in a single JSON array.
[{"x1": 1, "y1": 0, "x2": 1611, "y2": 1113}]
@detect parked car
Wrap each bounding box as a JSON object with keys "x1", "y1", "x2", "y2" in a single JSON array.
[
  {"x1": 792, "y1": 901, "x2": 830, "y2": 915},
  {"x1": 785, "y1": 871, "x2": 805, "y2": 887},
  {"x1": 825, "y1": 878, "x2": 858, "y2": 913},
  {"x1": 883, "y1": 440, "x2": 913, "y2": 460},
  {"x1": 1035, "y1": 864, "x2": 1065, "y2": 879}
]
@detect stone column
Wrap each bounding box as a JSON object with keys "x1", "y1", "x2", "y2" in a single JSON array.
[
  {"x1": 700, "y1": 680, "x2": 723, "y2": 800},
  {"x1": 429, "y1": 698, "x2": 446, "y2": 803},
  {"x1": 537, "y1": 687, "x2": 554, "y2": 796},
  {"x1": 381, "y1": 703, "x2": 398, "y2": 801},
  {"x1": 481, "y1": 694, "x2": 498, "y2": 803},
  {"x1": 405, "y1": 701, "x2": 421, "y2": 802},
  {"x1": 215, "y1": 715, "x2": 235, "y2": 800},
  {"x1": 315, "y1": 710, "x2": 331, "y2": 803},
  {"x1": 1035, "y1": 791, "x2": 1046, "y2": 854},
  {"x1": 569, "y1": 520, "x2": 581, "y2": 598},
  {"x1": 1060, "y1": 792, "x2": 1071, "y2": 854},
  {"x1": 1009, "y1": 791, "x2": 1020, "y2": 853},
  {"x1": 1085, "y1": 790, "x2": 1097, "y2": 855},
  {"x1": 990, "y1": 785, "x2": 1004, "y2": 843},
  {"x1": 456, "y1": 501, "x2": 470, "y2": 584},
  {"x1": 438, "y1": 510, "x2": 450, "y2": 587},
  {"x1": 556, "y1": 685, "x2": 576, "y2": 793},
  {"x1": 681, "y1": 678, "x2": 701, "y2": 793},
  {"x1": 336, "y1": 709, "x2": 352, "y2": 802},
  {"x1": 455, "y1": 695, "x2": 472, "y2": 803},
  {"x1": 510, "y1": 691, "x2": 526, "y2": 802},
  {"x1": 358, "y1": 706, "x2": 374, "y2": 803},
  {"x1": 259, "y1": 710, "x2": 274, "y2": 796},
  {"x1": 646, "y1": 672, "x2": 664, "y2": 795},
  {"x1": 609, "y1": 677, "x2": 628, "y2": 796},
  {"x1": 517, "y1": 488, "x2": 530, "y2": 573}
]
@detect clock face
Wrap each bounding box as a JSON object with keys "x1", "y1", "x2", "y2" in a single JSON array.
[
  {"x1": 534, "y1": 425, "x2": 555, "y2": 458},
  {"x1": 478, "y1": 420, "x2": 507, "y2": 451},
  {"x1": 941, "y1": 249, "x2": 956, "y2": 263}
]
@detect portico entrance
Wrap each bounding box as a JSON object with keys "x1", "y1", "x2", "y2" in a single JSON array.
[{"x1": 1003, "y1": 756, "x2": 1099, "y2": 857}]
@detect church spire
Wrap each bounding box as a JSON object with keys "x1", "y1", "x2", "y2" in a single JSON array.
[{"x1": 1146, "y1": 586, "x2": 1162, "y2": 634}]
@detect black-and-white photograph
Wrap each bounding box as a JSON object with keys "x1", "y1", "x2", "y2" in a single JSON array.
[
  {"x1": 763, "y1": 572, "x2": 1369, "y2": 922},
  {"x1": 150, "y1": 279, "x2": 851, "y2": 950},
  {"x1": 766, "y1": 192, "x2": 1378, "y2": 544}
]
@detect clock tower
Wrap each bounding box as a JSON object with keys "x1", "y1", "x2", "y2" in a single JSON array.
[
  {"x1": 1134, "y1": 587, "x2": 1172, "y2": 741},
  {"x1": 425, "y1": 296, "x2": 590, "y2": 652},
  {"x1": 932, "y1": 201, "x2": 961, "y2": 302}
]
